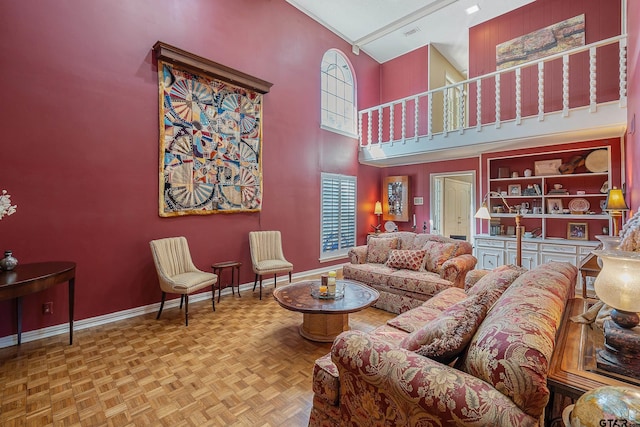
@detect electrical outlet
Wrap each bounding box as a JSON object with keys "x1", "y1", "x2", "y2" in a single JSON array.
[{"x1": 43, "y1": 302, "x2": 53, "y2": 315}]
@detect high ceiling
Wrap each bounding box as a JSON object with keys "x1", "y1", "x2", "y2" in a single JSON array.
[{"x1": 286, "y1": 0, "x2": 535, "y2": 75}]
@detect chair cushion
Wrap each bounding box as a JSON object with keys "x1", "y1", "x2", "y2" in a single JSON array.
[
  {"x1": 171, "y1": 271, "x2": 218, "y2": 292},
  {"x1": 385, "y1": 249, "x2": 426, "y2": 271},
  {"x1": 400, "y1": 292, "x2": 492, "y2": 364},
  {"x1": 422, "y1": 241, "x2": 459, "y2": 273},
  {"x1": 254, "y1": 259, "x2": 293, "y2": 275},
  {"x1": 366, "y1": 237, "x2": 399, "y2": 263}
]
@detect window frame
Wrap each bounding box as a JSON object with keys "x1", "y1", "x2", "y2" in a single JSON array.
[
  {"x1": 320, "y1": 49, "x2": 358, "y2": 138},
  {"x1": 320, "y1": 172, "x2": 357, "y2": 261}
]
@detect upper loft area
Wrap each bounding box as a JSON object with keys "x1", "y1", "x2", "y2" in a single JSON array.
[{"x1": 358, "y1": 35, "x2": 628, "y2": 167}]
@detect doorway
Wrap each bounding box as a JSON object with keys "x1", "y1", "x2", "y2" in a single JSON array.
[{"x1": 430, "y1": 172, "x2": 476, "y2": 241}]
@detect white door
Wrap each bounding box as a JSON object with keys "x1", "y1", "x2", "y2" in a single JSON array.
[{"x1": 443, "y1": 177, "x2": 471, "y2": 239}]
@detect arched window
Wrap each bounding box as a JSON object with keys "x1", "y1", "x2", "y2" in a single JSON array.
[{"x1": 321, "y1": 49, "x2": 357, "y2": 137}]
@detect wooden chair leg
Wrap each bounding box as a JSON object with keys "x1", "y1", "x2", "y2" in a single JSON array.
[
  {"x1": 274, "y1": 274, "x2": 277, "y2": 289},
  {"x1": 157, "y1": 292, "x2": 166, "y2": 320},
  {"x1": 180, "y1": 294, "x2": 185, "y2": 309},
  {"x1": 253, "y1": 273, "x2": 258, "y2": 291},
  {"x1": 184, "y1": 294, "x2": 189, "y2": 326},
  {"x1": 288, "y1": 271, "x2": 292, "y2": 282},
  {"x1": 259, "y1": 276, "x2": 263, "y2": 300},
  {"x1": 211, "y1": 284, "x2": 216, "y2": 312}
]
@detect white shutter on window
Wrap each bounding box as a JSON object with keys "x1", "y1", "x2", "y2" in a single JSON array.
[{"x1": 321, "y1": 173, "x2": 356, "y2": 258}]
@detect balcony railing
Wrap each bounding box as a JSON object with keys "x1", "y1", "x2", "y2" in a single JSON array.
[{"x1": 358, "y1": 35, "x2": 627, "y2": 158}]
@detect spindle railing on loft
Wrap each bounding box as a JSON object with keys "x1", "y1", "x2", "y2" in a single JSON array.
[{"x1": 358, "y1": 35, "x2": 627, "y2": 149}]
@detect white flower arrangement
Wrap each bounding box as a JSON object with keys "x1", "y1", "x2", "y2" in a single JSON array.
[{"x1": 0, "y1": 190, "x2": 17, "y2": 220}]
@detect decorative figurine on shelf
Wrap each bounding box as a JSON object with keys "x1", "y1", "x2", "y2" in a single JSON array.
[{"x1": 423, "y1": 221, "x2": 427, "y2": 234}]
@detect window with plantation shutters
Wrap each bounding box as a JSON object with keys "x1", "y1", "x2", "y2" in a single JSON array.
[{"x1": 320, "y1": 173, "x2": 357, "y2": 260}]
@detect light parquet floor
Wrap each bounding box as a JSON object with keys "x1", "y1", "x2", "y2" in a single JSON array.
[{"x1": 0, "y1": 276, "x2": 394, "y2": 427}]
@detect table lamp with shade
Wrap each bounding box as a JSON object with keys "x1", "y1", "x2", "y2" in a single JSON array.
[
  {"x1": 372, "y1": 201, "x2": 383, "y2": 233},
  {"x1": 475, "y1": 191, "x2": 522, "y2": 267},
  {"x1": 592, "y1": 249, "x2": 640, "y2": 379},
  {"x1": 604, "y1": 187, "x2": 629, "y2": 236}
]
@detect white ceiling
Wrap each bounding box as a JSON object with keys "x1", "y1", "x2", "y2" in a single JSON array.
[{"x1": 286, "y1": 0, "x2": 535, "y2": 75}]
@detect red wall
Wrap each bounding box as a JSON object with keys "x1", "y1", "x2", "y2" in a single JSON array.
[
  {"x1": 468, "y1": 0, "x2": 622, "y2": 124},
  {"x1": 0, "y1": 0, "x2": 382, "y2": 339}
]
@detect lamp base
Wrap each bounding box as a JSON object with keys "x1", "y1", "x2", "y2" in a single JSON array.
[
  {"x1": 611, "y1": 309, "x2": 640, "y2": 329},
  {"x1": 596, "y1": 319, "x2": 640, "y2": 380}
]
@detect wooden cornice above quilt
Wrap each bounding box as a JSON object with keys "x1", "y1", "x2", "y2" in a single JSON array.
[{"x1": 152, "y1": 41, "x2": 273, "y2": 94}]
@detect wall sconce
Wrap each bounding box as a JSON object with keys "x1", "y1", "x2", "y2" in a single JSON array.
[
  {"x1": 475, "y1": 191, "x2": 522, "y2": 267},
  {"x1": 372, "y1": 201, "x2": 383, "y2": 233},
  {"x1": 604, "y1": 187, "x2": 628, "y2": 236}
]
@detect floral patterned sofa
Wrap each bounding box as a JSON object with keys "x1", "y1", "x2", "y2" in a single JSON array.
[
  {"x1": 343, "y1": 232, "x2": 477, "y2": 313},
  {"x1": 309, "y1": 261, "x2": 578, "y2": 427}
]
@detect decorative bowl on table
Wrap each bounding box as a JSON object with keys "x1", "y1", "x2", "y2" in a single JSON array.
[
  {"x1": 563, "y1": 386, "x2": 640, "y2": 427},
  {"x1": 311, "y1": 282, "x2": 345, "y2": 300}
]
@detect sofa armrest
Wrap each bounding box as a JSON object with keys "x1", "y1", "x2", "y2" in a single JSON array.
[
  {"x1": 331, "y1": 330, "x2": 536, "y2": 427},
  {"x1": 440, "y1": 254, "x2": 477, "y2": 288},
  {"x1": 347, "y1": 245, "x2": 368, "y2": 264}
]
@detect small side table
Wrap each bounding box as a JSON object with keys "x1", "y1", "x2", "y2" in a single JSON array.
[{"x1": 211, "y1": 261, "x2": 242, "y2": 303}]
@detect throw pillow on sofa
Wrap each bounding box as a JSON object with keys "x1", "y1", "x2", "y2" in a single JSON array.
[
  {"x1": 399, "y1": 292, "x2": 491, "y2": 364},
  {"x1": 366, "y1": 237, "x2": 399, "y2": 263},
  {"x1": 385, "y1": 249, "x2": 426, "y2": 271},
  {"x1": 422, "y1": 241, "x2": 459, "y2": 273},
  {"x1": 466, "y1": 264, "x2": 527, "y2": 308}
]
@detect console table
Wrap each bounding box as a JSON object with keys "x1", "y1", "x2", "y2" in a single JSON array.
[
  {"x1": 0, "y1": 262, "x2": 76, "y2": 345},
  {"x1": 546, "y1": 298, "x2": 639, "y2": 424}
]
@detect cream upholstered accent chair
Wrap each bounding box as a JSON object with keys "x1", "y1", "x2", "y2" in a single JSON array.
[
  {"x1": 249, "y1": 231, "x2": 293, "y2": 299},
  {"x1": 149, "y1": 236, "x2": 218, "y2": 326}
]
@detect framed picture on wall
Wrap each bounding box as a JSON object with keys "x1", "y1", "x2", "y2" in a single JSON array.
[
  {"x1": 383, "y1": 176, "x2": 409, "y2": 222},
  {"x1": 567, "y1": 222, "x2": 588, "y2": 240}
]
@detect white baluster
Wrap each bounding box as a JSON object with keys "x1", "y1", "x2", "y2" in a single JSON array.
[
  {"x1": 562, "y1": 54, "x2": 569, "y2": 117},
  {"x1": 476, "y1": 80, "x2": 482, "y2": 131},
  {"x1": 378, "y1": 106, "x2": 382, "y2": 144},
  {"x1": 443, "y1": 88, "x2": 449, "y2": 137},
  {"x1": 401, "y1": 100, "x2": 406, "y2": 141},
  {"x1": 415, "y1": 96, "x2": 420, "y2": 140},
  {"x1": 367, "y1": 110, "x2": 372, "y2": 147},
  {"x1": 459, "y1": 85, "x2": 465, "y2": 134},
  {"x1": 495, "y1": 74, "x2": 501, "y2": 128},
  {"x1": 389, "y1": 104, "x2": 395, "y2": 145},
  {"x1": 358, "y1": 112, "x2": 363, "y2": 147},
  {"x1": 537, "y1": 62, "x2": 544, "y2": 121},
  {"x1": 589, "y1": 47, "x2": 597, "y2": 113},
  {"x1": 515, "y1": 67, "x2": 522, "y2": 125},
  {"x1": 427, "y1": 93, "x2": 432, "y2": 139},
  {"x1": 620, "y1": 38, "x2": 627, "y2": 107}
]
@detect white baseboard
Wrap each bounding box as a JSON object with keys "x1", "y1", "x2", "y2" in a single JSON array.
[{"x1": 0, "y1": 264, "x2": 347, "y2": 349}]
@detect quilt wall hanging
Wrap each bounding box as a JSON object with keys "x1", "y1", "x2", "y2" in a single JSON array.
[
  {"x1": 496, "y1": 14, "x2": 585, "y2": 70},
  {"x1": 154, "y1": 42, "x2": 272, "y2": 217}
]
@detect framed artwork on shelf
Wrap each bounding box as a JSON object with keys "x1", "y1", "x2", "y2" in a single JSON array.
[
  {"x1": 546, "y1": 198, "x2": 563, "y2": 214},
  {"x1": 534, "y1": 159, "x2": 562, "y2": 176},
  {"x1": 383, "y1": 175, "x2": 409, "y2": 221},
  {"x1": 508, "y1": 184, "x2": 521, "y2": 196},
  {"x1": 567, "y1": 222, "x2": 588, "y2": 240}
]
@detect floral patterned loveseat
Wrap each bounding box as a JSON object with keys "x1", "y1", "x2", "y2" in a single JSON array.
[
  {"x1": 343, "y1": 232, "x2": 477, "y2": 313},
  {"x1": 309, "y1": 261, "x2": 578, "y2": 427}
]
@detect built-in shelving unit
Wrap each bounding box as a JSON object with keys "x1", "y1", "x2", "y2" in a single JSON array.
[{"x1": 475, "y1": 142, "x2": 621, "y2": 272}]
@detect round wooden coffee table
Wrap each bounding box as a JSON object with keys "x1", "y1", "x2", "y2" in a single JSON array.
[{"x1": 273, "y1": 279, "x2": 379, "y2": 342}]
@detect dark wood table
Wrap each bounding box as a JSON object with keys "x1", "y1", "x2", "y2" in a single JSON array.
[
  {"x1": 211, "y1": 261, "x2": 242, "y2": 303},
  {"x1": 273, "y1": 279, "x2": 379, "y2": 342},
  {"x1": 0, "y1": 262, "x2": 76, "y2": 345},
  {"x1": 546, "y1": 298, "x2": 639, "y2": 424}
]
